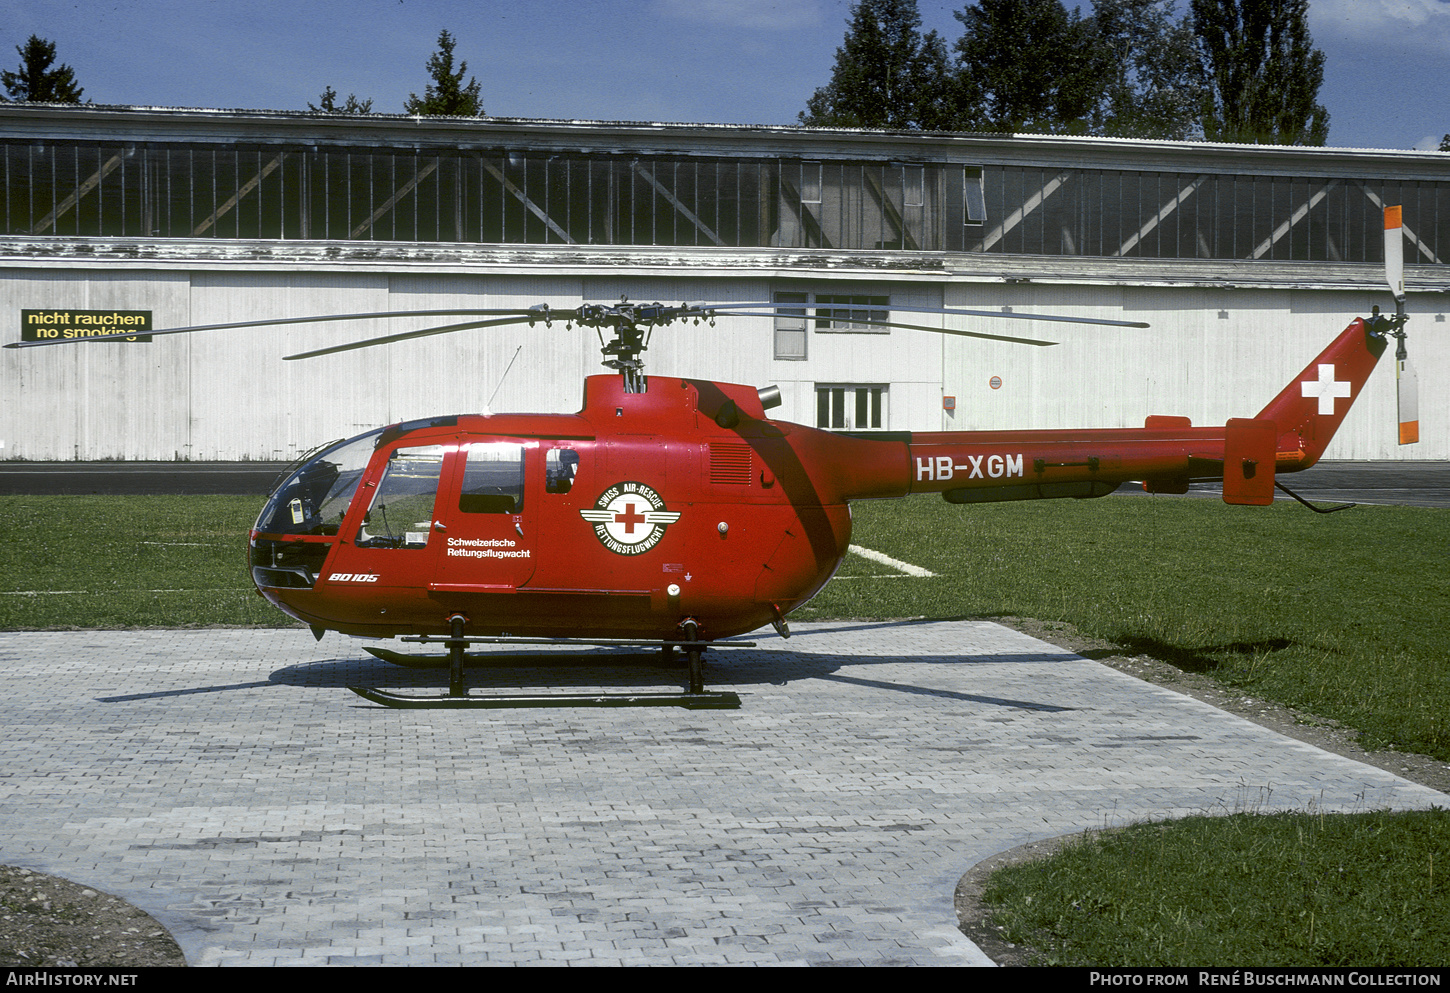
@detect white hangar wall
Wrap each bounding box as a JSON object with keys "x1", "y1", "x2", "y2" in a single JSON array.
[{"x1": 1, "y1": 257, "x2": 1439, "y2": 460}]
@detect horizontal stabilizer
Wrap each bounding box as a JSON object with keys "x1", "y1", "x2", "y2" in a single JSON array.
[{"x1": 1222, "y1": 418, "x2": 1276, "y2": 505}]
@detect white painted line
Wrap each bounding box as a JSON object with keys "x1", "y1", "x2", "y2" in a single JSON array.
[
  {"x1": 847, "y1": 544, "x2": 937, "y2": 578},
  {"x1": 0, "y1": 589, "x2": 251, "y2": 596}
]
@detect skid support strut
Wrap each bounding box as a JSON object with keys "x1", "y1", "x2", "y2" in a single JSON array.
[
  {"x1": 348, "y1": 621, "x2": 747, "y2": 710},
  {"x1": 682, "y1": 618, "x2": 705, "y2": 695},
  {"x1": 447, "y1": 613, "x2": 467, "y2": 697}
]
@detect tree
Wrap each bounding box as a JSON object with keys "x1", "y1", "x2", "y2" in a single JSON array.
[
  {"x1": 799, "y1": 0, "x2": 956, "y2": 130},
  {"x1": 309, "y1": 86, "x2": 374, "y2": 114},
  {"x1": 404, "y1": 29, "x2": 482, "y2": 116},
  {"x1": 1092, "y1": 0, "x2": 1206, "y2": 140},
  {"x1": 1190, "y1": 0, "x2": 1328, "y2": 145},
  {"x1": 953, "y1": 0, "x2": 1110, "y2": 134},
  {"x1": 1, "y1": 35, "x2": 84, "y2": 103}
]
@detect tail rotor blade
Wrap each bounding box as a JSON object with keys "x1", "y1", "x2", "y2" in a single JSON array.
[
  {"x1": 1385, "y1": 205, "x2": 1406, "y2": 304},
  {"x1": 1398, "y1": 352, "x2": 1419, "y2": 446},
  {"x1": 1384, "y1": 206, "x2": 1415, "y2": 445}
]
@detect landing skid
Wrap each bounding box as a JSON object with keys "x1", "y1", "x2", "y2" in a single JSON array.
[
  {"x1": 349, "y1": 686, "x2": 740, "y2": 710},
  {"x1": 349, "y1": 624, "x2": 750, "y2": 710}
]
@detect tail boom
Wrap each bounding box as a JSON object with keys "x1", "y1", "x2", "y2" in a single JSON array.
[
  {"x1": 888, "y1": 317, "x2": 1386, "y2": 507},
  {"x1": 904, "y1": 424, "x2": 1240, "y2": 504}
]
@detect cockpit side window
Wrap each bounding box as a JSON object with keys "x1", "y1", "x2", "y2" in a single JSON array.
[
  {"x1": 355, "y1": 445, "x2": 446, "y2": 548},
  {"x1": 546, "y1": 448, "x2": 579, "y2": 494},
  {"x1": 459, "y1": 443, "x2": 525, "y2": 514}
]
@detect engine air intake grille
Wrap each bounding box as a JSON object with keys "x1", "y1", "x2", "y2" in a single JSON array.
[{"x1": 709, "y1": 442, "x2": 752, "y2": 485}]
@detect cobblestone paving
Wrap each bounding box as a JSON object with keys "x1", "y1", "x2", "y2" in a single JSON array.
[{"x1": 0, "y1": 622, "x2": 1440, "y2": 966}]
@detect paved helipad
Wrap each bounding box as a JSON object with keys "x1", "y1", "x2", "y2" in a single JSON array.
[{"x1": 0, "y1": 621, "x2": 1441, "y2": 966}]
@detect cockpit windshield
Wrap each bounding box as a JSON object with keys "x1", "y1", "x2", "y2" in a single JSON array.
[{"x1": 254, "y1": 429, "x2": 382, "y2": 536}]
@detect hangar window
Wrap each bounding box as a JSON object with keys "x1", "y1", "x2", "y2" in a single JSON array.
[
  {"x1": 0, "y1": 139, "x2": 965, "y2": 254},
  {"x1": 799, "y1": 161, "x2": 822, "y2": 204},
  {"x1": 772, "y1": 288, "x2": 894, "y2": 358},
  {"x1": 816, "y1": 384, "x2": 887, "y2": 432},
  {"x1": 963, "y1": 165, "x2": 1450, "y2": 265},
  {"x1": 5, "y1": 128, "x2": 1447, "y2": 264},
  {"x1": 773, "y1": 291, "x2": 808, "y2": 360},
  {"x1": 964, "y1": 167, "x2": 986, "y2": 225},
  {"x1": 814, "y1": 293, "x2": 890, "y2": 332}
]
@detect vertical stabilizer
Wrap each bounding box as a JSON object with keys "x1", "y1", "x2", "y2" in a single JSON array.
[{"x1": 1254, "y1": 319, "x2": 1388, "y2": 470}]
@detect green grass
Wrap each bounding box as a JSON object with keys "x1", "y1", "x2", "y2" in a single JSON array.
[
  {"x1": 981, "y1": 808, "x2": 1450, "y2": 966},
  {"x1": 0, "y1": 495, "x2": 281, "y2": 629}
]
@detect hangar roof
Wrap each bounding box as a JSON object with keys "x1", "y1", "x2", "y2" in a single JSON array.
[{"x1": 4, "y1": 102, "x2": 1448, "y2": 178}]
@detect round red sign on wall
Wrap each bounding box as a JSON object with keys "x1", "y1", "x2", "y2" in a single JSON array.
[{"x1": 989, "y1": 376, "x2": 1002, "y2": 390}]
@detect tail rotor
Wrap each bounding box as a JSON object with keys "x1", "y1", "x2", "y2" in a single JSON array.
[{"x1": 1384, "y1": 206, "x2": 1418, "y2": 445}]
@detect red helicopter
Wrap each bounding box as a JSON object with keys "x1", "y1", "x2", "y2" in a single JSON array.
[{"x1": 7, "y1": 209, "x2": 1415, "y2": 710}]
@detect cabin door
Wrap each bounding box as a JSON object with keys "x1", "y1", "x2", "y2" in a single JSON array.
[{"x1": 430, "y1": 440, "x2": 538, "y2": 593}]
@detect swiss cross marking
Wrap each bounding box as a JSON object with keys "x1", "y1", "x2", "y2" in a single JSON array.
[
  {"x1": 614, "y1": 502, "x2": 646, "y2": 534},
  {"x1": 1301, "y1": 363, "x2": 1351, "y2": 415}
]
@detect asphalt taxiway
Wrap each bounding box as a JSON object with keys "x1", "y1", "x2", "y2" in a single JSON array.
[{"x1": 0, "y1": 621, "x2": 1440, "y2": 966}]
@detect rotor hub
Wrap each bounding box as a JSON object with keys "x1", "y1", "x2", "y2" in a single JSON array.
[{"x1": 579, "y1": 301, "x2": 711, "y2": 393}]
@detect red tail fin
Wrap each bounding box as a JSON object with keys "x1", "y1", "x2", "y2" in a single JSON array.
[{"x1": 1255, "y1": 318, "x2": 1388, "y2": 471}]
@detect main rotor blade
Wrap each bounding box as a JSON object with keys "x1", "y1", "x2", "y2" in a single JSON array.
[
  {"x1": 911, "y1": 304, "x2": 1147, "y2": 328},
  {"x1": 283, "y1": 315, "x2": 547, "y2": 360},
  {"x1": 3, "y1": 308, "x2": 545, "y2": 349},
  {"x1": 710, "y1": 311, "x2": 1055, "y2": 346},
  {"x1": 717, "y1": 303, "x2": 1149, "y2": 329},
  {"x1": 685, "y1": 300, "x2": 780, "y2": 310}
]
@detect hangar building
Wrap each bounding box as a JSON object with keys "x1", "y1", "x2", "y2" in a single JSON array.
[{"x1": 2, "y1": 104, "x2": 1446, "y2": 461}]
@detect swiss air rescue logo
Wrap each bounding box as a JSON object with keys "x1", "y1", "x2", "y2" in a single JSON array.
[{"x1": 580, "y1": 481, "x2": 681, "y2": 556}]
